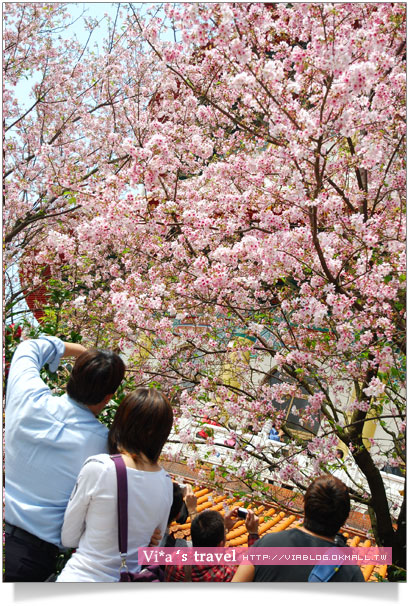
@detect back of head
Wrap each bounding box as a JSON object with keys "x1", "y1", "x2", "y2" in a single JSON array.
[
  {"x1": 108, "y1": 387, "x2": 173, "y2": 463},
  {"x1": 67, "y1": 349, "x2": 125, "y2": 406},
  {"x1": 168, "y1": 483, "x2": 184, "y2": 524},
  {"x1": 304, "y1": 475, "x2": 350, "y2": 537},
  {"x1": 191, "y1": 510, "x2": 225, "y2": 547}
]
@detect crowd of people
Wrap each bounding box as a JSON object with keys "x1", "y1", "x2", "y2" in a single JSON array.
[{"x1": 4, "y1": 337, "x2": 364, "y2": 583}]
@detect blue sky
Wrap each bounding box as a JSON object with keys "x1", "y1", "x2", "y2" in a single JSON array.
[
  {"x1": 12, "y1": 2, "x2": 175, "y2": 111},
  {"x1": 6, "y1": 3, "x2": 168, "y2": 322}
]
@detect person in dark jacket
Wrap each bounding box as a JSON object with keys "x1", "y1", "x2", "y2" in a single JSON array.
[{"x1": 232, "y1": 475, "x2": 364, "y2": 582}]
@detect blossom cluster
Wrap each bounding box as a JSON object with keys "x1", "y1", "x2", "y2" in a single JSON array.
[{"x1": 4, "y1": 3, "x2": 405, "y2": 520}]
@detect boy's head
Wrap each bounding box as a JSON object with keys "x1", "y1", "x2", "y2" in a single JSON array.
[{"x1": 191, "y1": 510, "x2": 225, "y2": 547}]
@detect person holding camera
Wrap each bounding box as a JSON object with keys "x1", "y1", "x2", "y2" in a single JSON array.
[
  {"x1": 232, "y1": 476, "x2": 364, "y2": 582},
  {"x1": 4, "y1": 336, "x2": 125, "y2": 582},
  {"x1": 160, "y1": 483, "x2": 198, "y2": 548},
  {"x1": 165, "y1": 506, "x2": 259, "y2": 582}
]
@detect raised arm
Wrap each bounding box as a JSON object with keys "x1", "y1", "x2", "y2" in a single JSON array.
[
  {"x1": 245, "y1": 510, "x2": 259, "y2": 541},
  {"x1": 231, "y1": 564, "x2": 256, "y2": 582},
  {"x1": 184, "y1": 485, "x2": 198, "y2": 520},
  {"x1": 62, "y1": 342, "x2": 87, "y2": 359},
  {"x1": 6, "y1": 337, "x2": 65, "y2": 408},
  {"x1": 6, "y1": 337, "x2": 87, "y2": 411}
]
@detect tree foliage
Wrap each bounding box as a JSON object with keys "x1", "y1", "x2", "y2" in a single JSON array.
[{"x1": 4, "y1": 3, "x2": 406, "y2": 568}]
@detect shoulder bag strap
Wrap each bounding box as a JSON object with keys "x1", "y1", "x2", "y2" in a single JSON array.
[
  {"x1": 309, "y1": 564, "x2": 341, "y2": 582},
  {"x1": 110, "y1": 454, "x2": 129, "y2": 563}
]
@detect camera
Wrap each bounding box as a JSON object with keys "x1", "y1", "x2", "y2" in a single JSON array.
[{"x1": 237, "y1": 507, "x2": 248, "y2": 519}]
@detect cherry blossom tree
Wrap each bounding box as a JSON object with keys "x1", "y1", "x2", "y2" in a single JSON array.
[
  {"x1": 3, "y1": 2, "x2": 161, "y2": 317},
  {"x1": 4, "y1": 3, "x2": 405, "y2": 570}
]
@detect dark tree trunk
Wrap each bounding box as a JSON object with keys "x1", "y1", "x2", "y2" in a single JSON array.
[{"x1": 350, "y1": 446, "x2": 405, "y2": 569}]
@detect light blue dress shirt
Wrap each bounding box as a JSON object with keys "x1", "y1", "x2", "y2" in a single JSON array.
[{"x1": 5, "y1": 336, "x2": 109, "y2": 548}]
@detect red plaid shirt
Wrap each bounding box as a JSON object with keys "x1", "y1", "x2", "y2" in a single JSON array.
[{"x1": 164, "y1": 534, "x2": 258, "y2": 582}]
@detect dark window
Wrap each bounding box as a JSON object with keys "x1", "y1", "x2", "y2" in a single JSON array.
[{"x1": 265, "y1": 371, "x2": 320, "y2": 438}]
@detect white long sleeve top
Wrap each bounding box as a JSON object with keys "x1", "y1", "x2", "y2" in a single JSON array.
[{"x1": 57, "y1": 453, "x2": 173, "y2": 582}]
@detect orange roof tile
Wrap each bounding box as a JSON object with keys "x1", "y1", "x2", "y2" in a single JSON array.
[
  {"x1": 362, "y1": 564, "x2": 376, "y2": 582},
  {"x1": 369, "y1": 565, "x2": 387, "y2": 582}
]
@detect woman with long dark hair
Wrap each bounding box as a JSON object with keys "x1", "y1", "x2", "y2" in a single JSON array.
[{"x1": 57, "y1": 388, "x2": 173, "y2": 582}]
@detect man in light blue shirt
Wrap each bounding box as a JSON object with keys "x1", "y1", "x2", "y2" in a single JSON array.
[{"x1": 5, "y1": 336, "x2": 125, "y2": 582}]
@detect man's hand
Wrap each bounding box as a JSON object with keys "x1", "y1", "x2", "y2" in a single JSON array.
[
  {"x1": 149, "y1": 526, "x2": 162, "y2": 546},
  {"x1": 224, "y1": 507, "x2": 240, "y2": 531},
  {"x1": 63, "y1": 343, "x2": 87, "y2": 359},
  {"x1": 245, "y1": 511, "x2": 259, "y2": 535},
  {"x1": 184, "y1": 485, "x2": 198, "y2": 519}
]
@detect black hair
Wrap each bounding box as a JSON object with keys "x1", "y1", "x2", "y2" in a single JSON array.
[
  {"x1": 108, "y1": 387, "x2": 173, "y2": 463},
  {"x1": 304, "y1": 475, "x2": 350, "y2": 537},
  {"x1": 168, "y1": 483, "x2": 184, "y2": 524},
  {"x1": 191, "y1": 510, "x2": 225, "y2": 548},
  {"x1": 67, "y1": 349, "x2": 125, "y2": 406}
]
